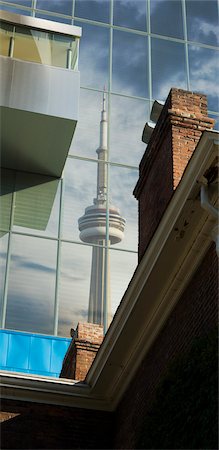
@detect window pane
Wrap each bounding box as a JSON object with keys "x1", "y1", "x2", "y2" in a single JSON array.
[
  {"x1": 0, "y1": 4, "x2": 31, "y2": 14},
  {"x1": 112, "y1": 30, "x2": 148, "y2": 97},
  {"x1": 75, "y1": 0, "x2": 110, "y2": 23},
  {"x1": 0, "y1": 233, "x2": 9, "y2": 321},
  {"x1": 113, "y1": 0, "x2": 147, "y2": 31},
  {"x1": 62, "y1": 158, "x2": 98, "y2": 242},
  {"x1": 70, "y1": 89, "x2": 106, "y2": 157},
  {"x1": 188, "y1": 45, "x2": 219, "y2": 112},
  {"x1": 110, "y1": 249, "x2": 137, "y2": 315},
  {"x1": 13, "y1": 173, "x2": 60, "y2": 238},
  {"x1": 58, "y1": 242, "x2": 92, "y2": 336},
  {"x1": 1, "y1": 0, "x2": 31, "y2": 6},
  {"x1": 5, "y1": 235, "x2": 57, "y2": 334},
  {"x1": 36, "y1": 0, "x2": 73, "y2": 16},
  {"x1": 209, "y1": 114, "x2": 219, "y2": 130},
  {"x1": 151, "y1": 0, "x2": 183, "y2": 39},
  {"x1": 186, "y1": 0, "x2": 218, "y2": 46},
  {"x1": 35, "y1": 12, "x2": 71, "y2": 24},
  {"x1": 151, "y1": 37, "x2": 187, "y2": 101},
  {"x1": 74, "y1": 21, "x2": 109, "y2": 89},
  {"x1": 109, "y1": 166, "x2": 138, "y2": 251},
  {"x1": 110, "y1": 95, "x2": 149, "y2": 165}
]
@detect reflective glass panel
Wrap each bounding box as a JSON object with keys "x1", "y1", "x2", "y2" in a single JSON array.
[
  {"x1": 113, "y1": 0, "x2": 147, "y2": 31},
  {"x1": 0, "y1": 233, "x2": 9, "y2": 322},
  {"x1": 110, "y1": 95, "x2": 149, "y2": 165},
  {"x1": 35, "y1": 13, "x2": 71, "y2": 24},
  {"x1": 75, "y1": 0, "x2": 110, "y2": 23},
  {"x1": 151, "y1": 0, "x2": 183, "y2": 39},
  {"x1": 0, "y1": 5, "x2": 30, "y2": 14},
  {"x1": 62, "y1": 158, "x2": 98, "y2": 242},
  {"x1": 13, "y1": 173, "x2": 60, "y2": 238},
  {"x1": 188, "y1": 45, "x2": 219, "y2": 112},
  {"x1": 151, "y1": 37, "x2": 187, "y2": 101},
  {"x1": 109, "y1": 165, "x2": 138, "y2": 251},
  {"x1": 74, "y1": 21, "x2": 109, "y2": 89},
  {"x1": 58, "y1": 242, "x2": 92, "y2": 336},
  {"x1": 70, "y1": 89, "x2": 107, "y2": 157},
  {"x1": 1, "y1": 0, "x2": 31, "y2": 6},
  {"x1": 186, "y1": 0, "x2": 218, "y2": 46},
  {"x1": 36, "y1": 0, "x2": 73, "y2": 15},
  {"x1": 110, "y1": 248, "x2": 137, "y2": 316},
  {"x1": 209, "y1": 114, "x2": 219, "y2": 130},
  {"x1": 5, "y1": 235, "x2": 57, "y2": 334},
  {"x1": 112, "y1": 30, "x2": 148, "y2": 97}
]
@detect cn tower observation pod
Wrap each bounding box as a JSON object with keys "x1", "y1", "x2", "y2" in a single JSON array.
[{"x1": 0, "y1": 11, "x2": 81, "y2": 177}]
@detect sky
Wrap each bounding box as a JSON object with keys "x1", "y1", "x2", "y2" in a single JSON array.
[{"x1": 0, "y1": 0, "x2": 218, "y2": 337}]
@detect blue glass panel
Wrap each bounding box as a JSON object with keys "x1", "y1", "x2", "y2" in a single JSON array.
[
  {"x1": 29, "y1": 336, "x2": 52, "y2": 372},
  {"x1": 2, "y1": 0, "x2": 31, "y2": 5},
  {"x1": 0, "y1": 331, "x2": 9, "y2": 366},
  {"x1": 113, "y1": 0, "x2": 147, "y2": 31},
  {"x1": 186, "y1": 0, "x2": 218, "y2": 46},
  {"x1": 151, "y1": 0, "x2": 183, "y2": 39},
  {"x1": 7, "y1": 332, "x2": 30, "y2": 369},
  {"x1": 50, "y1": 339, "x2": 70, "y2": 373},
  {"x1": 112, "y1": 30, "x2": 148, "y2": 98},
  {"x1": 151, "y1": 37, "x2": 187, "y2": 101},
  {"x1": 36, "y1": 0, "x2": 73, "y2": 16},
  {"x1": 75, "y1": 0, "x2": 109, "y2": 24},
  {"x1": 188, "y1": 45, "x2": 219, "y2": 113}
]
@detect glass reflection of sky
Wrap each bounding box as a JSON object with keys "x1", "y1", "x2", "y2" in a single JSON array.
[
  {"x1": 36, "y1": 0, "x2": 73, "y2": 16},
  {"x1": 113, "y1": 0, "x2": 147, "y2": 31},
  {"x1": 189, "y1": 45, "x2": 219, "y2": 113},
  {"x1": 151, "y1": 0, "x2": 183, "y2": 39},
  {"x1": 109, "y1": 165, "x2": 138, "y2": 251},
  {"x1": 58, "y1": 242, "x2": 92, "y2": 335},
  {"x1": 0, "y1": 0, "x2": 218, "y2": 338},
  {"x1": 62, "y1": 158, "x2": 98, "y2": 242},
  {"x1": 151, "y1": 37, "x2": 187, "y2": 101},
  {"x1": 5, "y1": 235, "x2": 57, "y2": 334},
  {"x1": 186, "y1": 0, "x2": 218, "y2": 47},
  {"x1": 75, "y1": 0, "x2": 109, "y2": 24},
  {"x1": 110, "y1": 95, "x2": 149, "y2": 166},
  {"x1": 75, "y1": 21, "x2": 109, "y2": 90},
  {"x1": 112, "y1": 30, "x2": 148, "y2": 98}
]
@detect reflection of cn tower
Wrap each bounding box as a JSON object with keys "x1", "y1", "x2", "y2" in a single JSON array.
[{"x1": 78, "y1": 93, "x2": 125, "y2": 328}]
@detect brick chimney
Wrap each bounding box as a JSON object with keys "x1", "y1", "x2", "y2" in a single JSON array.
[
  {"x1": 60, "y1": 322, "x2": 103, "y2": 381},
  {"x1": 134, "y1": 88, "x2": 215, "y2": 261}
]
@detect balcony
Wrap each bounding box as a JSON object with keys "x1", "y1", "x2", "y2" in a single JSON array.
[{"x1": 0, "y1": 11, "x2": 81, "y2": 177}]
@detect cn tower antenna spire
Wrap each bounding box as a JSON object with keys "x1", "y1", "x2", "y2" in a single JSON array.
[{"x1": 78, "y1": 91, "x2": 125, "y2": 328}]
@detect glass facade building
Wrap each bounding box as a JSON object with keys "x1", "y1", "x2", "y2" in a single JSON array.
[{"x1": 0, "y1": 0, "x2": 219, "y2": 341}]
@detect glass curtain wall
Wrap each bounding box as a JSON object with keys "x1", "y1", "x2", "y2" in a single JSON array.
[{"x1": 0, "y1": 0, "x2": 218, "y2": 337}]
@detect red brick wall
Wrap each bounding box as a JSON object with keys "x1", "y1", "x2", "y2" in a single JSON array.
[
  {"x1": 60, "y1": 322, "x2": 103, "y2": 380},
  {"x1": 0, "y1": 399, "x2": 113, "y2": 449},
  {"x1": 134, "y1": 88, "x2": 215, "y2": 261},
  {"x1": 114, "y1": 243, "x2": 218, "y2": 449}
]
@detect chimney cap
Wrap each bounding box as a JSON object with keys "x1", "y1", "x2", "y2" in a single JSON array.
[
  {"x1": 150, "y1": 100, "x2": 165, "y2": 123},
  {"x1": 142, "y1": 121, "x2": 155, "y2": 144}
]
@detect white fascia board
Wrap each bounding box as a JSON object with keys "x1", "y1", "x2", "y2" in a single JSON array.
[{"x1": 0, "y1": 371, "x2": 110, "y2": 411}]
